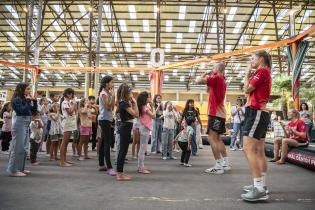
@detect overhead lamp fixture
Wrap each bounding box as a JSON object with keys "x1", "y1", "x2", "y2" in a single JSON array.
[
  {"x1": 143, "y1": 20, "x2": 150, "y2": 32},
  {"x1": 166, "y1": 20, "x2": 173, "y2": 32},
  {"x1": 128, "y1": 5, "x2": 137, "y2": 19},
  {"x1": 178, "y1": 6, "x2": 186, "y2": 20},
  {"x1": 188, "y1": 21, "x2": 196, "y2": 33}
]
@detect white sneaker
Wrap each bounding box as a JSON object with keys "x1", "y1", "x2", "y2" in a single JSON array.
[
  {"x1": 170, "y1": 156, "x2": 177, "y2": 160},
  {"x1": 205, "y1": 166, "x2": 224, "y2": 174},
  {"x1": 184, "y1": 163, "x2": 192, "y2": 167},
  {"x1": 162, "y1": 157, "x2": 167, "y2": 160},
  {"x1": 230, "y1": 147, "x2": 236, "y2": 151},
  {"x1": 222, "y1": 164, "x2": 231, "y2": 171}
]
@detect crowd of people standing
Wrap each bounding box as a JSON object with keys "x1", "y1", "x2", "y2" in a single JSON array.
[{"x1": 0, "y1": 50, "x2": 313, "y2": 202}]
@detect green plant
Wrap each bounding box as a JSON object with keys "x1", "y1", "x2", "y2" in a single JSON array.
[{"x1": 272, "y1": 74, "x2": 292, "y2": 120}]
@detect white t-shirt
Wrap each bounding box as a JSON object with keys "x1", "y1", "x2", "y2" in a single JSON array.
[
  {"x1": 163, "y1": 110, "x2": 176, "y2": 129},
  {"x1": 61, "y1": 99, "x2": 75, "y2": 118},
  {"x1": 30, "y1": 120, "x2": 43, "y2": 143},
  {"x1": 231, "y1": 105, "x2": 245, "y2": 124}
]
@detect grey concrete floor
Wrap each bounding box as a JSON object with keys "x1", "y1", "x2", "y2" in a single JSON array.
[{"x1": 0, "y1": 145, "x2": 314, "y2": 210}]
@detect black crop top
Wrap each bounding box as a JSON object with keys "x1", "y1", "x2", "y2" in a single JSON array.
[{"x1": 118, "y1": 100, "x2": 134, "y2": 122}]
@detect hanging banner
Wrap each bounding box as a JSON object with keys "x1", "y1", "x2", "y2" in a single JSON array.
[{"x1": 150, "y1": 70, "x2": 164, "y2": 97}]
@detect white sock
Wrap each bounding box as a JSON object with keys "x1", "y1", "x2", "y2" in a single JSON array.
[
  {"x1": 223, "y1": 157, "x2": 229, "y2": 165},
  {"x1": 261, "y1": 172, "x2": 267, "y2": 187},
  {"x1": 215, "y1": 159, "x2": 222, "y2": 168},
  {"x1": 253, "y1": 177, "x2": 264, "y2": 191}
]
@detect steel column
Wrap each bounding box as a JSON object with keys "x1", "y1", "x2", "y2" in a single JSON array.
[
  {"x1": 23, "y1": 0, "x2": 34, "y2": 82},
  {"x1": 94, "y1": 0, "x2": 103, "y2": 97}
]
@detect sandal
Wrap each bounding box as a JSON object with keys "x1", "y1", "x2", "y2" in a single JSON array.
[
  {"x1": 276, "y1": 160, "x2": 286, "y2": 165},
  {"x1": 269, "y1": 159, "x2": 278, "y2": 162},
  {"x1": 22, "y1": 170, "x2": 31, "y2": 175},
  {"x1": 60, "y1": 163, "x2": 73, "y2": 167},
  {"x1": 138, "y1": 168, "x2": 151, "y2": 174},
  {"x1": 116, "y1": 173, "x2": 132, "y2": 181}
]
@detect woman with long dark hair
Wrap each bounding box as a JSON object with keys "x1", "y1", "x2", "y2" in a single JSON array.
[
  {"x1": 98, "y1": 75, "x2": 116, "y2": 176},
  {"x1": 7, "y1": 83, "x2": 37, "y2": 177},
  {"x1": 179, "y1": 99, "x2": 203, "y2": 156},
  {"x1": 299, "y1": 102, "x2": 313, "y2": 143},
  {"x1": 151, "y1": 94, "x2": 163, "y2": 153},
  {"x1": 116, "y1": 84, "x2": 138, "y2": 181},
  {"x1": 60, "y1": 88, "x2": 77, "y2": 167}
]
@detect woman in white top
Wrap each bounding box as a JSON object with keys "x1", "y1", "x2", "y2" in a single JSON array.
[{"x1": 60, "y1": 88, "x2": 77, "y2": 167}]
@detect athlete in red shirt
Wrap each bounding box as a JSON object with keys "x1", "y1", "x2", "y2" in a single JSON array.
[
  {"x1": 271, "y1": 110, "x2": 307, "y2": 164},
  {"x1": 196, "y1": 63, "x2": 231, "y2": 175},
  {"x1": 242, "y1": 50, "x2": 272, "y2": 202}
]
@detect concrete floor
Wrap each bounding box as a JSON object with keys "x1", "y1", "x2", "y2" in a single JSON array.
[{"x1": 0, "y1": 145, "x2": 314, "y2": 210}]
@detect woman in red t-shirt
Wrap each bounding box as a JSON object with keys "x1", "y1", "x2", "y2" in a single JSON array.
[{"x1": 271, "y1": 110, "x2": 307, "y2": 164}]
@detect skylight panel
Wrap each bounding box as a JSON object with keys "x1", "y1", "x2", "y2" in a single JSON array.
[
  {"x1": 276, "y1": 9, "x2": 288, "y2": 21},
  {"x1": 259, "y1": 35, "x2": 269, "y2": 45},
  {"x1": 128, "y1": 5, "x2": 137, "y2": 19},
  {"x1": 59, "y1": 61, "x2": 66, "y2": 67},
  {"x1": 125, "y1": 43, "x2": 132, "y2": 52},
  {"x1": 48, "y1": 32, "x2": 57, "y2": 40},
  {"x1": 70, "y1": 74, "x2": 77, "y2": 80},
  {"x1": 112, "y1": 60, "x2": 118, "y2": 67},
  {"x1": 256, "y1": 22, "x2": 266, "y2": 34},
  {"x1": 147, "y1": 61, "x2": 151, "y2": 67},
  {"x1": 65, "y1": 42, "x2": 74, "y2": 51},
  {"x1": 119, "y1": 20, "x2": 127, "y2": 31},
  {"x1": 202, "y1": 6, "x2": 212, "y2": 20},
  {"x1": 302, "y1": 24, "x2": 312, "y2": 32},
  {"x1": 176, "y1": 33, "x2": 183, "y2": 43},
  {"x1": 8, "y1": 42, "x2": 18, "y2": 51},
  {"x1": 227, "y1": 7, "x2": 237, "y2": 21},
  {"x1": 180, "y1": 75, "x2": 185, "y2": 82},
  {"x1": 51, "y1": 20, "x2": 62, "y2": 31},
  {"x1": 165, "y1": 44, "x2": 171, "y2": 52},
  {"x1": 117, "y1": 74, "x2": 122, "y2": 81},
  {"x1": 105, "y1": 43, "x2": 112, "y2": 52},
  {"x1": 9, "y1": 67, "x2": 20, "y2": 74},
  {"x1": 145, "y1": 43, "x2": 151, "y2": 52},
  {"x1": 133, "y1": 32, "x2": 140, "y2": 42},
  {"x1": 178, "y1": 6, "x2": 186, "y2": 20},
  {"x1": 103, "y1": 4, "x2": 112, "y2": 19},
  {"x1": 78, "y1": 5, "x2": 88, "y2": 18},
  {"x1": 54, "y1": 73, "x2": 62, "y2": 80},
  {"x1": 70, "y1": 32, "x2": 79, "y2": 42},
  {"x1": 185, "y1": 44, "x2": 191, "y2": 53},
  {"x1": 154, "y1": 5, "x2": 159, "y2": 19},
  {"x1": 113, "y1": 32, "x2": 119, "y2": 42},
  {"x1": 74, "y1": 19, "x2": 84, "y2": 31},
  {"x1": 232, "y1": 22, "x2": 243, "y2": 34},
  {"x1": 189, "y1": 21, "x2": 196, "y2": 33},
  {"x1": 76, "y1": 60, "x2": 84, "y2": 67},
  {"x1": 41, "y1": 74, "x2": 48, "y2": 80},
  {"x1": 6, "y1": 19, "x2": 19, "y2": 31},
  {"x1": 166, "y1": 20, "x2": 173, "y2": 32},
  {"x1": 250, "y1": 8, "x2": 262, "y2": 21},
  {"x1": 143, "y1": 20, "x2": 150, "y2": 32},
  {"x1": 10, "y1": 73, "x2": 19, "y2": 79},
  {"x1": 164, "y1": 75, "x2": 169, "y2": 81},
  {"x1": 5, "y1": 5, "x2": 19, "y2": 19},
  {"x1": 132, "y1": 74, "x2": 138, "y2": 80},
  {"x1": 6, "y1": 32, "x2": 19, "y2": 42},
  {"x1": 278, "y1": 24, "x2": 289, "y2": 35},
  {"x1": 43, "y1": 60, "x2": 51, "y2": 66},
  {"x1": 52, "y1": 5, "x2": 64, "y2": 19},
  {"x1": 211, "y1": 22, "x2": 217, "y2": 33},
  {"x1": 204, "y1": 45, "x2": 211, "y2": 53},
  {"x1": 129, "y1": 61, "x2": 135, "y2": 67}
]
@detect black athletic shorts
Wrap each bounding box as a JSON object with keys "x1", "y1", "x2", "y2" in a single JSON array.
[
  {"x1": 207, "y1": 116, "x2": 226, "y2": 135},
  {"x1": 243, "y1": 107, "x2": 270, "y2": 140}
]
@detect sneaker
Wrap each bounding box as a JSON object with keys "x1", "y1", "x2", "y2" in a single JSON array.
[
  {"x1": 162, "y1": 157, "x2": 167, "y2": 160},
  {"x1": 180, "y1": 162, "x2": 184, "y2": 166},
  {"x1": 241, "y1": 187, "x2": 269, "y2": 202},
  {"x1": 238, "y1": 147, "x2": 243, "y2": 151},
  {"x1": 222, "y1": 163, "x2": 231, "y2": 171},
  {"x1": 170, "y1": 156, "x2": 177, "y2": 160},
  {"x1": 230, "y1": 147, "x2": 237, "y2": 151},
  {"x1": 184, "y1": 163, "x2": 192, "y2": 167},
  {"x1": 78, "y1": 157, "x2": 85, "y2": 161},
  {"x1": 205, "y1": 166, "x2": 224, "y2": 174},
  {"x1": 243, "y1": 185, "x2": 269, "y2": 194},
  {"x1": 151, "y1": 152, "x2": 157, "y2": 154},
  {"x1": 107, "y1": 169, "x2": 117, "y2": 176},
  {"x1": 2, "y1": 151, "x2": 10, "y2": 155}
]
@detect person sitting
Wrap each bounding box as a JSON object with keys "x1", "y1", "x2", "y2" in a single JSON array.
[{"x1": 270, "y1": 109, "x2": 308, "y2": 164}]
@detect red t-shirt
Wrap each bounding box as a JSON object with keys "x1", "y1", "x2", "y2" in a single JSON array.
[
  {"x1": 288, "y1": 119, "x2": 307, "y2": 142},
  {"x1": 248, "y1": 67, "x2": 271, "y2": 111},
  {"x1": 207, "y1": 73, "x2": 226, "y2": 118}
]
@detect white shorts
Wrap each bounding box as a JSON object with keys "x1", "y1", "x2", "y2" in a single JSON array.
[
  {"x1": 133, "y1": 118, "x2": 140, "y2": 131},
  {"x1": 62, "y1": 115, "x2": 77, "y2": 132}
]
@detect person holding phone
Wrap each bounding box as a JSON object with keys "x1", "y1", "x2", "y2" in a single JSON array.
[{"x1": 7, "y1": 83, "x2": 38, "y2": 177}]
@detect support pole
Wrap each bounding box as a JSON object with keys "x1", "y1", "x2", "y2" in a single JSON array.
[
  {"x1": 94, "y1": 0, "x2": 103, "y2": 97},
  {"x1": 85, "y1": 0, "x2": 94, "y2": 98},
  {"x1": 32, "y1": 0, "x2": 44, "y2": 97},
  {"x1": 23, "y1": 0, "x2": 34, "y2": 82},
  {"x1": 292, "y1": 42, "x2": 300, "y2": 110}
]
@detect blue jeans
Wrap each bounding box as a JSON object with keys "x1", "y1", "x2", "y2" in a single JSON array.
[
  {"x1": 230, "y1": 123, "x2": 243, "y2": 148},
  {"x1": 7, "y1": 116, "x2": 31, "y2": 174},
  {"x1": 151, "y1": 118, "x2": 163, "y2": 153},
  {"x1": 306, "y1": 122, "x2": 313, "y2": 143},
  {"x1": 191, "y1": 128, "x2": 197, "y2": 155}
]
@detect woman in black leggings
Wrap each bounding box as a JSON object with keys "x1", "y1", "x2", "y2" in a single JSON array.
[{"x1": 116, "y1": 84, "x2": 139, "y2": 181}]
